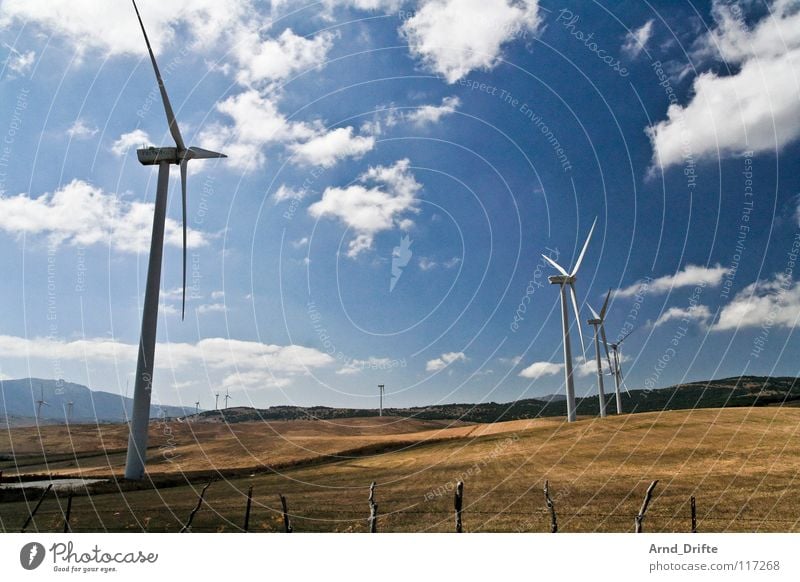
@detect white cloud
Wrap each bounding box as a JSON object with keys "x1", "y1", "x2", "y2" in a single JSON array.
[
  {"x1": 196, "y1": 302, "x2": 227, "y2": 314},
  {"x1": 406, "y1": 96, "x2": 461, "y2": 125},
  {"x1": 419, "y1": 257, "x2": 438, "y2": 270},
  {"x1": 714, "y1": 273, "x2": 800, "y2": 330},
  {"x1": 211, "y1": 290, "x2": 225, "y2": 300},
  {"x1": 621, "y1": 19, "x2": 654, "y2": 59},
  {"x1": 308, "y1": 159, "x2": 422, "y2": 257},
  {"x1": 112, "y1": 129, "x2": 151, "y2": 157},
  {"x1": 518, "y1": 361, "x2": 563, "y2": 379},
  {"x1": 336, "y1": 356, "x2": 396, "y2": 375},
  {"x1": 231, "y1": 28, "x2": 335, "y2": 88},
  {"x1": 0, "y1": 179, "x2": 206, "y2": 253},
  {"x1": 401, "y1": 0, "x2": 541, "y2": 83},
  {"x1": 3, "y1": 45, "x2": 35, "y2": 75},
  {"x1": 273, "y1": 185, "x2": 311, "y2": 205},
  {"x1": 289, "y1": 126, "x2": 375, "y2": 167},
  {"x1": 426, "y1": 351, "x2": 468, "y2": 372},
  {"x1": 653, "y1": 304, "x2": 712, "y2": 328},
  {"x1": 0, "y1": 334, "x2": 334, "y2": 391},
  {"x1": 648, "y1": 1, "x2": 800, "y2": 169},
  {"x1": 0, "y1": 0, "x2": 252, "y2": 57},
  {"x1": 616, "y1": 264, "x2": 727, "y2": 298},
  {"x1": 498, "y1": 355, "x2": 522, "y2": 367},
  {"x1": 67, "y1": 118, "x2": 99, "y2": 140}
]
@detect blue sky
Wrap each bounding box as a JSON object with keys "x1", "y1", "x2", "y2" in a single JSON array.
[{"x1": 0, "y1": 0, "x2": 799, "y2": 411}]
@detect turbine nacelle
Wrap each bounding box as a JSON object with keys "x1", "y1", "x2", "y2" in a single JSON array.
[
  {"x1": 547, "y1": 275, "x2": 575, "y2": 285},
  {"x1": 137, "y1": 146, "x2": 226, "y2": 166}
]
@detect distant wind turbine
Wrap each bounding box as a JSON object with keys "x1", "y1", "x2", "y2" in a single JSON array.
[
  {"x1": 66, "y1": 401, "x2": 74, "y2": 424},
  {"x1": 378, "y1": 384, "x2": 385, "y2": 417},
  {"x1": 124, "y1": 0, "x2": 227, "y2": 481},
  {"x1": 587, "y1": 290, "x2": 613, "y2": 418},
  {"x1": 195, "y1": 401, "x2": 200, "y2": 416},
  {"x1": 215, "y1": 392, "x2": 220, "y2": 411},
  {"x1": 35, "y1": 385, "x2": 49, "y2": 423},
  {"x1": 224, "y1": 390, "x2": 231, "y2": 409},
  {"x1": 609, "y1": 328, "x2": 635, "y2": 414},
  {"x1": 542, "y1": 217, "x2": 597, "y2": 422}
]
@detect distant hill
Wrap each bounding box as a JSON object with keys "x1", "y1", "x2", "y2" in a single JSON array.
[
  {"x1": 203, "y1": 376, "x2": 800, "y2": 424},
  {"x1": 0, "y1": 378, "x2": 192, "y2": 424}
]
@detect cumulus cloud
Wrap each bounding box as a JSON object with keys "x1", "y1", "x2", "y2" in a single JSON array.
[
  {"x1": 426, "y1": 351, "x2": 468, "y2": 372},
  {"x1": 196, "y1": 302, "x2": 227, "y2": 314},
  {"x1": 112, "y1": 129, "x2": 152, "y2": 156},
  {"x1": 647, "y1": 0, "x2": 800, "y2": 169},
  {"x1": 518, "y1": 361, "x2": 563, "y2": 379},
  {"x1": 289, "y1": 126, "x2": 375, "y2": 167},
  {"x1": 401, "y1": 0, "x2": 541, "y2": 83},
  {"x1": 406, "y1": 96, "x2": 461, "y2": 125},
  {"x1": 653, "y1": 304, "x2": 712, "y2": 328},
  {"x1": 0, "y1": 179, "x2": 206, "y2": 253},
  {"x1": 0, "y1": 334, "x2": 334, "y2": 391},
  {"x1": 714, "y1": 273, "x2": 800, "y2": 330},
  {"x1": 616, "y1": 264, "x2": 727, "y2": 298},
  {"x1": 336, "y1": 356, "x2": 397, "y2": 375},
  {"x1": 0, "y1": 0, "x2": 252, "y2": 57},
  {"x1": 308, "y1": 159, "x2": 422, "y2": 257},
  {"x1": 67, "y1": 118, "x2": 99, "y2": 140},
  {"x1": 231, "y1": 28, "x2": 335, "y2": 88}
]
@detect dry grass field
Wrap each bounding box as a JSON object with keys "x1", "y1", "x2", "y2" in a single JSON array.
[{"x1": 1, "y1": 406, "x2": 799, "y2": 533}]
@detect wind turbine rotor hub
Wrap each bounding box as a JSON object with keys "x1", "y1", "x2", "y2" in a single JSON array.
[
  {"x1": 136, "y1": 146, "x2": 181, "y2": 165},
  {"x1": 548, "y1": 275, "x2": 575, "y2": 285}
]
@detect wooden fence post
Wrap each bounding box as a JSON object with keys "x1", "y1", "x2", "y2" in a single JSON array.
[
  {"x1": 544, "y1": 480, "x2": 558, "y2": 533},
  {"x1": 63, "y1": 492, "x2": 74, "y2": 533},
  {"x1": 690, "y1": 496, "x2": 697, "y2": 533},
  {"x1": 368, "y1": 482, "x2": 378, "y2": 533},
  {"x1": 243, "y1": 485, "x2": 253, "y2": 532},
  {"x1": 21, "y1": 484, "x2": 53, "y2": 533},
  {"x1": 279, "y1": 494, "x2": 292, "y2": 533},
  {"x1": 454, "y1": 481, "x2": 464, "y2": 533},
  {"x1": 180, "y1": 479, "x2": 212, "y2": 533},
  {"x1": 634, "y1": 480, "x2": 658, "y2": 533}
]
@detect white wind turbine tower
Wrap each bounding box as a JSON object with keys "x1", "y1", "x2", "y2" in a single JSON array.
[
  {"x1": 124, "y1": 0, "x2": 227, "y2": 481},
  {"x1": 35, "y1": 385, "x2": 49, "y2": 423},
  {"x1": 224, "y1": 389, "x2": 232, "y2": 409},
  {"x1": 378, "y1": 384, "x2": 385, "y2": 417},
  {"x1": 587, "y1": 290, "x2": 613, "y2": 418},
  {"x1": 215, "y1": 392, "x2": 220, "y2": 411},
  {"x1": 609, "y1": 328, "x2": 635, "y2": 414},
  {"x1": 66, "y1": 401, "x2": 74, "y2": 424},
  {"x1": 542, "y1": 217, "x2": 597, "y2": 423},
  {"x1": 195, "y1": 401, "x2": 200, "y2": 416}
]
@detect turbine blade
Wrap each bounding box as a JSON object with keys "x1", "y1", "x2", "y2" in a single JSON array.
[
  {"x1": 187, "y1": 146, "x2": 227, "y2": 160},
  {"x1": 571, "y1": 216, "x2": 597, "y2": 276},
  {"x1": 618, "y1": 358, "x2": 631, "y2": 395},
  {"x1": 600, "y1": 323, "x2": 612, "y2": 371},
  {"x1": 588, "y1": 305, "x2": 600, "y2": 320},
  {"x1": 600, "y1": 288, "x2": 612, "y2": 319},
  {"x1": 132, "y1": 0, "x2": 185, "y2": 151},
  {"x1": 619, "y1": 326, "x2": 636, "y2": 345},
  {"x1": 180, "y1": 159, "x2": 188, "y2": 321},
  {"x1": 569, "y1": 283, "x2": 586, "y2": 356},
  {"x1": 542, "y1": 254, "x2": 568, "y2": 276}
]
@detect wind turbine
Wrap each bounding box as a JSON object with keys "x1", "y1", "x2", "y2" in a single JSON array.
[
  {"x1": 587, "y1": 290, "x2": 613, "y2": 418},
  {"x1": 542, "y1": 217, "x2": 597, "y2": 423},
  {"x1": 124, "y1": 0, "x2": 227, "y2": 481},
  {"x1": 214, "y1": 392, "x2": 220, "y2": 410},
  {"x1": 224, "y1": 389, "x2": 232, "y2": 409},
  {"x1": 608, "y1": 328, "x2": 635, "y2": 414},
  {"x1": 35, "y1": 385, "x2": 49, "y2": 423},
  {"x1": 66, "y1": 401, "x2": 74, "y2": 424},
  {"x1": 195, "y1": 401, "x2": 200, "y2": 416},
  {"x1": 378, "y1": 384, "x2": 385, "y2": 417}
]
